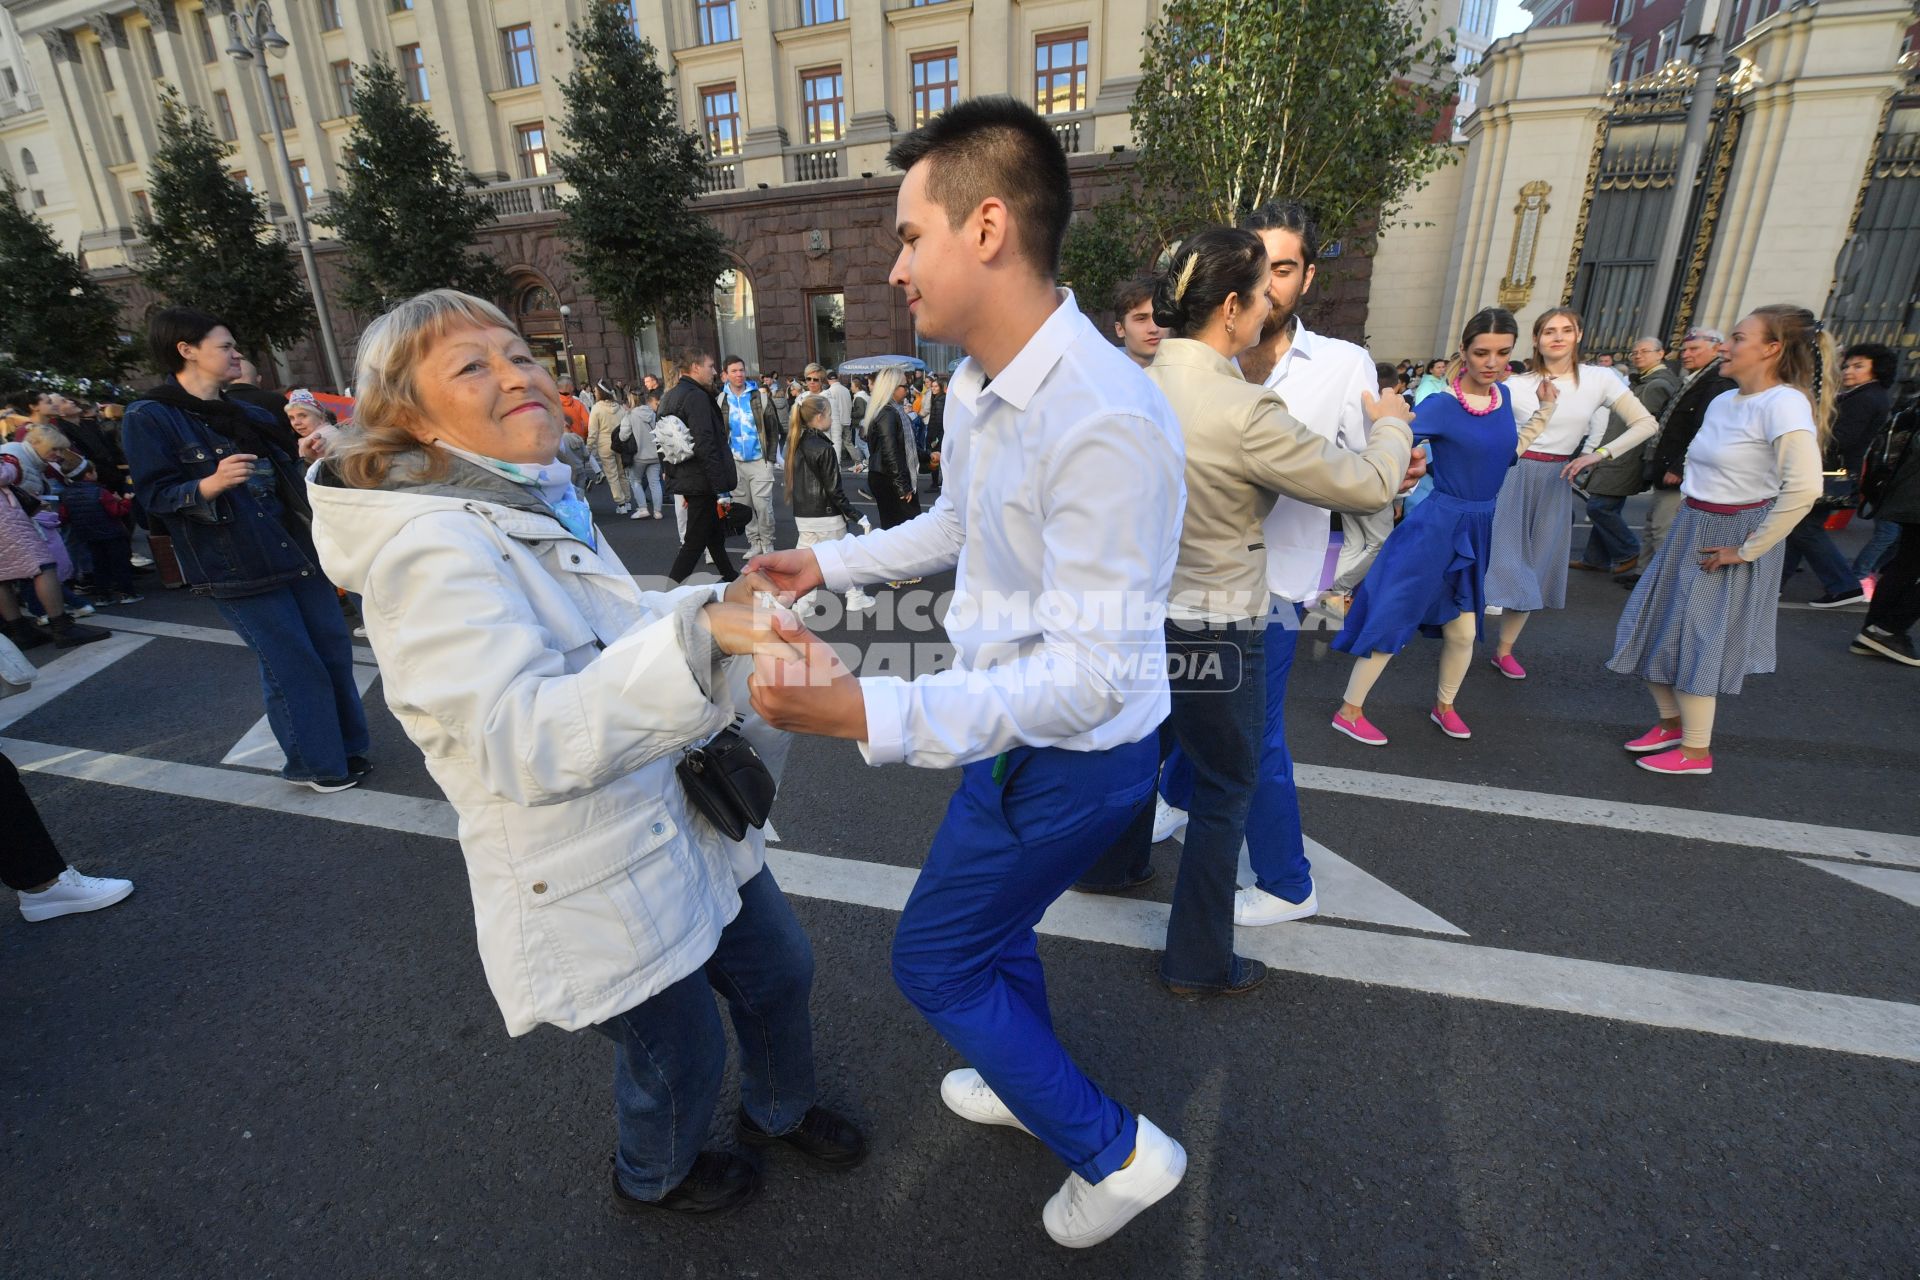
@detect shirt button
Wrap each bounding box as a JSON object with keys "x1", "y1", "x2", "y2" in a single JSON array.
[
  {"x1": 280, "y1": 541, "x2": 288, "y2": 548},
  {"x1": 532, "y1": 881, "x2": 548, "y2": 894},
  {"x1": 651, "y1": 822, "x2": 665, "y2": 835},
  {"x1": 570, "y1": 554, "x2": 581, "y2": 564}
]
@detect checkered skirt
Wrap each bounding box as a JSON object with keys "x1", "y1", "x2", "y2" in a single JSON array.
[
  {"x1": 1606, "y1": 501, "x2": 1782, "y2": 696},
  {"x1": 1484, "y1": 457, "x2": 1573, "y2": 613}
]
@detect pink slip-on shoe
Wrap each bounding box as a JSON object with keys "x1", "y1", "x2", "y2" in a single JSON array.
[
  {"x1": 1490, "y1": 653, "x2": 1527, "y2": 680},
  {"x1": 1331, "y1": 710, "x2": 1389, "y2": 746},
  {"x1": 1636, "y1": 747, "x2": 1713, "y2": 776},
  {"x1": 1624, "y1": 725, "x2": 1683, "y2": 754},
  {"x1": 1429, "y1": 706, "x2": 1471, "y2": 739}
]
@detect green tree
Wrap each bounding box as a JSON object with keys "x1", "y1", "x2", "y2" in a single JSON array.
[
  {"x1": 0, "y1": 174, "x2": 130, "y2": 378},
  {"x1": 315, "y1": 56, "x2": 504, "y2": 313},
  {"x1": 553, "y1": 3, "x2": 729, "y2": 335},
  {"x1": 1060, "y1": 195, "x2": 1156, "y2": 320},
  {"x1": 1130, "y1": 0, "x2": 1456, "y2": 244},
  {"x1": 139, "y1": 90, "x2": 311, "y2": 359}
]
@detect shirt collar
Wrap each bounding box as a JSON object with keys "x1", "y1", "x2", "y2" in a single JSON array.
[{"x1": 948, "y1": 289, "x2": 1082, "y2": 414}]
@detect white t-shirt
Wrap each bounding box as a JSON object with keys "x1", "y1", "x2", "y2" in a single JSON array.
[
  {"x1": 1504, "y1": 365, "x2": 1631, "y2": 455},
  {"x1": 1680, "y1": 384, "x2": 1817, "y2": 505}
]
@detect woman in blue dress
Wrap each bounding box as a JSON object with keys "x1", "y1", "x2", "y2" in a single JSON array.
[{"x1": 1330, "y1": 307, "x2": 1550, "y2": 745}]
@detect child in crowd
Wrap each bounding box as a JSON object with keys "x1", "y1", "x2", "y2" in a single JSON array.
[{"x1": 57, "y1": 457, "x2": 141, "y2": 605}]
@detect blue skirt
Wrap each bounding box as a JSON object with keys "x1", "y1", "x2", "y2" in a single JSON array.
[
  {"x1": 1484, "y1": 457, "x2": 1574, "y2": 612},
  {"x1": 1334, "y1": 492, "x2": 1495, "y2": 657},
  {"x1": 1607, "y1": 501, "x2": 1783, "y2": 696}
]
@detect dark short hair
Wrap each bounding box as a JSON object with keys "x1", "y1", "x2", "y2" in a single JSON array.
[
  {"x1": 1462, "y1": 307, "x2": 1520, "y2": 350},
  {"x1": 1843, "y1": 342, "x2": 1898, "y2": 387},
  {"x1": 722, "y1": 355, "x2": 746, "y2": 371},
  {"x1": 675, "y1": 347, "x2": 711, "y2": 371},
  {"x1": 1112, "y1": 276, "x2": 1158, "y2": 315},
  {"x1": 886, "y1": 95, "x2": 1071, "y2": 279},
  {"x1": 7, "y1": 389, "x2": 51, "y2": 413},
  {"x1": 148, "y1": 306, "x2": 229, "y2": 374},
  {"x1": 1241, "y1": 200, "x2": 1320, "y2": 269},
  {"x1": 1153, "y1": 226, "x2": 1267, "y2": 339},
  {"x1": 1374, "y1": 361, "x2": 1398, "y2": 387}
]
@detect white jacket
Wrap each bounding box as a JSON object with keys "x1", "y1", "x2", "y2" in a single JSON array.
[{"x1": 308, "y1": 457, "x2": 776, "y2": 1036}]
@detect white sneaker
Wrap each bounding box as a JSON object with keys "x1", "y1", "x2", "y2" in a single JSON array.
[
  {"x1": 652, "y1": 511, "x2": 664, "y2": 520},
  {"x1": 352, "y1": 625, "x2": 368, "y2": 638},
  {"x1": 629, "y1": 508, "x2": 647, "y2": 520},
  {"x1": 1234, "y1": 883, "x2": 1318, "y2": 926},
  {"x1": 1042, "y1": 1115, "x2": 1186, "y2": 1248},
  {"x1": 129, "y1": 554, "x2": 154, "y2": 568},
  {"x1": 940, "y1": 1068, "x2": 1032, "y2": 1135},
  {"x1": 846, "y1": 589, "x2": 876, "y2": 612},
  {"x1": 1152, "y1": 796, "x2": 1188, "y2": 843},
  {"x1": 18, "y1": 867, "x2": 134, "y2": 922}
]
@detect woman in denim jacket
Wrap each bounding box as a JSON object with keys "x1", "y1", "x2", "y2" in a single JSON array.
[{"x1": 123, "y1": 307, "x2": 369, "y2": 793}]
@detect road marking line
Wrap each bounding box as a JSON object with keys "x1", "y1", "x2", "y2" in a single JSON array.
[
  {"x1": 9, "y1": 734, "x2": 1919, "y2": 1064},
  {"x1": 1293, "y1": 763, "x2": 1920, "y2": 867},
  {"x1": 99, "y1": 614, "x2": 378, "y2": 667},
  {"x1": 0, "y1": 634, "x2": 150, "y2": 732},
  {"x1": 1177, "y1": 825, "x2": 1467, "y2": 936},
  {"x1": 221, "y1": 666, "x2": 381, "y2": 771},
  {"x1": 1798, "y1": 859, "x2": 1920, "y2": 910}
]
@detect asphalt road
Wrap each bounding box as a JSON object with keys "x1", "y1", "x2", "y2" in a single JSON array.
[{"x1": 4, "y1": 481, "x2": 1917, "y2": 1279}]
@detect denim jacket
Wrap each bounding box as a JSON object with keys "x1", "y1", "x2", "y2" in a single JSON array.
[{"x1": 124, "y1": 395, "x2": 321, "y2": 598}]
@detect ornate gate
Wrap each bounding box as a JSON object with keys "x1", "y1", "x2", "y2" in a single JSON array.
[
  {"x1": 1563, "y1": 61, "x2": 1752, "y2": 355},
  {"x1": 1828, "y1": 93, "x2": 1920, "y2": 382}
]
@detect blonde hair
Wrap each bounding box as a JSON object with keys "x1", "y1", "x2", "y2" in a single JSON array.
[
  {"x1": 24, "y1": 425, "x2": 71, "y2": 455},
  {"x1": 784, "y1": 393, "x2": 831, "y2": 501},
  {"x1": 329, "y1": 289, "x2": 519, "y2": 489},
  {"x1": 863, "y1": 366, "x2": 904, "y2": 431},
  {"x1": 1749, "y1": 304, "x2": 1839, "y2": 446}
]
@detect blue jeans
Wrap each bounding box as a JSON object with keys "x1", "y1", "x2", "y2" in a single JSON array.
[
  {"x1": 1581, "y1": 494, "x2": 1640, "y2": 567},
  {"x1": 632, "y1": 461, "x2": 664, "y2": 515},
  {"x1": 893, "y1": 737, "x2": 1156, "y2": 1183},
  {"x1": 1854, "y1": 518, "x2": 1902, "y2": 577},
  {"x1": 1159, "y1": 606, "x2": 1313, "y2": 903},
  {"x1": 595, "y1": 866, "x2": 816, "y2": 1200},
  {"x1": 1083, "y1": 620, "x2": 1267, "y2": 991},
  {"x1": 1781, "y1": 510, "x2": 1857, "y2": 596},
  {"x1": 213, "y1": 574, "x2": 370, "y2": 781}
]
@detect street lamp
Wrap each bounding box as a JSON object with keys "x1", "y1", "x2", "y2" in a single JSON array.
[
  {"x1": 557, "y1": 303, "x2": 579, "y2": 384},
  {"x1": 226, "y1": 1, "x2": 346, "y2": 391}
]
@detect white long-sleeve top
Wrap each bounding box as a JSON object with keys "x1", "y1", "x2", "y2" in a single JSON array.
[
  {"x1": 1681, "y1": 383, "x2": 1824, "y2": 561},
  {"x1": 812, "y1": 291, "x2": 1186, "y2": 769},
  {"x1": 1506, "y1": 364, "x2": 1641, "y2": 455}
]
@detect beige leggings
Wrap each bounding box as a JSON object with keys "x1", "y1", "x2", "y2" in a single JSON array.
[
  {"x1": 1497, "y1": 609, "x2": 1528, "y2": 650},
  {"x1": 1647, "y1": 682, "x2": 1717, "y2": 750},
  {"x1": 1343, "y1": 612, "x2": 1478, "y2": 709}
]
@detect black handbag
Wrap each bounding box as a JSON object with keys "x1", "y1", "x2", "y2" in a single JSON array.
[{"x1": 675, "y1": 724, "x2": 776, "y2": 842}]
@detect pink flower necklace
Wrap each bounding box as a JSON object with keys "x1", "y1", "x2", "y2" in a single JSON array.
[{"x1": 1451, "y1": 374, "x2": 1501, "y2": 416}]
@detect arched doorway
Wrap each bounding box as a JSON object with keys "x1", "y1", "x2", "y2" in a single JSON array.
[
  {"x1": 713, "y1": 266, "x2": 759, "y2": 373},
  {"x1": 512, "y1": 274, "x2": 582, "y2": 384}
]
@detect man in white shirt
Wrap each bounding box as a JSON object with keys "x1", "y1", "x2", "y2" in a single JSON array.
[
  {"x1": 1111, "y1": 276, "x2": 1164, "y2": 368},
  {"x1": 745, "y1": 97, "x2": 1189, "y2": 1249},
  {"x1": 824, "y1": 371, "x2": 855, "y2": 464}
]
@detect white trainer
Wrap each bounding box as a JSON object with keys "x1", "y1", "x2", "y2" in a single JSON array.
[
  {"x1": 1152, "y1": 796, "x2": 1188, "y2": 843},
  {"x1": 1042, "y1": 1115, "x2": 1186, "y2": 1248},
  {"x1": 845, "y1": 588, "x2": 877, "y2": 612},
  {"x1": 18, "y1": 867, "x2": 134, "y2": 922},
  {"x1": 1234, "y1": 883, "x2": 1319, "y2": 926},
  {"x1": 939, "y1": 1068, "x2": 1032, "y2": 1135}
]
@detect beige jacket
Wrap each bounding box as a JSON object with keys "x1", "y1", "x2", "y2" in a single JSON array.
[{"x1": 1147, "y1": 338, "x2": 1413, "y2": 621}]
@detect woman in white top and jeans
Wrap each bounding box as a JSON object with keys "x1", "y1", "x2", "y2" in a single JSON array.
[
  {"x1": 1487, "y1": 308, "x2": 1658, "y2": 677},
  {"x1": 1607, "y1": 304, "x2": 1831, "y2": 776}
]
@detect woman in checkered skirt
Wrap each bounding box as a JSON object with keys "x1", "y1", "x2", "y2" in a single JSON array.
[{"x1": 1605, "y1": 305, "x2": 1835, "y2": 776}]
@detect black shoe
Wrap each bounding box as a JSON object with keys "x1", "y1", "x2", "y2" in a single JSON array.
[
  {"x1": 347, "y1": 755, "x2": 373, "y2": 778},
  {"x1": 1072, "y1": 870, "x2": 1155, "y2": 894},
  {"x1": 611, "y1": 1152, "x2": 760, "y2": 1216},
  {"x1": 288, "y1": 775, "x2": 361, "y2": 794},
  {"x1": 49, "y1": 614, "x2": 110, "y2": 648},
  {"x1": 1159, "y1": 956, "x2": 1269, "y2": 997},
  {"x1": 4, "y1": 617, "x2": 49, "y2": 650},
  {"x1": 1810, "y1": 588, "x2": 1868, "y2": 609},
  {"x1": 739, "y1": 1105, "x2": 867, "y2": 1169},
  {"x1": 1615, "y1": 573, "x2": 1642, "y2": 589},
  {"x1": 1854, "y1": 627, "x2": 1920, "y2": 667}
]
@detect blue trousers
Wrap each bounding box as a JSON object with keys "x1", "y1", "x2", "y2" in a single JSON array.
[
  {"x1": 1781, "y1": 509, "x2": 1858, "y2": 596},
  {"x1": 213, "y1": 574, "x2": 370, "y2": 781},
  {"x1": 892, "y1": 738, "x2": 1156, "y2": 1183},
  {"x1": 1160, "y1": 609, "x2": 1314, "y2": 903},
  {"x1": 1581, "y1": 494, "x2": 1640, "y2": 567},
  {"x1": 1854, "y1": 518, "x2": 1902, "y2": 577},
  {"x1": 595, "y1": 867, "x2": 816, "y2": 1200}
]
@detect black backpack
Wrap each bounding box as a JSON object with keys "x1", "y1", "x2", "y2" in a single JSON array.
[
  {"x1": 1859, "y1": 402, "x2": 1919, "y2": 517},
  {"x1": 612, "y1": 418, "x2": 640, "y2": 465}
]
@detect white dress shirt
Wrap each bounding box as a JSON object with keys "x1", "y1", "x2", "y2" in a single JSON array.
[
  {"x1": 812, "y1": 291, "x2": 1186, "y2": 769},
  {"x1": 1255, "y1": 323, "x2": 1377, "y2": 603}
]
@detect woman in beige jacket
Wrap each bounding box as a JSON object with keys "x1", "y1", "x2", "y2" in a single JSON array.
[{"x1": 1079, "y1": 226, "x2": 1417, "y2": 996}]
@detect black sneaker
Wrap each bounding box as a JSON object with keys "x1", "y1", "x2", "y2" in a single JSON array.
[
  {"x1": 1853, "y1": 627, "x2": 1920, "y2": 667},
  {"x1": 288, "y1": 775, "x2": 361, "y2": 794},
  {"x1": 739, "y1": 1105, "x2": 867, "y2": 1169},
  {"x1": 1159, "y1": 956, "x2": 1269, "y2": 997},
  {"x1": 4, "y1": 617, "x2": 49, "y2": 651},
  {"x1": 1615, "y1": 573, "x2": 1642, "y2": 589},
  {"x1": 1810, "y1": 588, "x2": 1868, "y2": 609},
  {"x1": 48, "y1": 614, "x2": 110, "y2": 648},
  {"x1": 611, "y1": 1152, "x2": 759, "y2": 1216},
  {"x1": 347, "y1": 755, "x2": 373, "y2": 778}
]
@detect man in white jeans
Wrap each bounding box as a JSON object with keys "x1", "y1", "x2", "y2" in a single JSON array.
[{"x1": 717, "y1": 357, "x2": 779, "y2": 559}]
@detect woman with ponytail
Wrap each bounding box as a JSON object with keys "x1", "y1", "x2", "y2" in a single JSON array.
[
  {"x1": 1606, "y1": 305, "x2": 1832, "y2": 775},
  {"x1": 783, "y1": 393, "x2": 873, "y2": 615},
  {"x1": 1486, "y1": 308, "x2": 1660, "y2": 678}
]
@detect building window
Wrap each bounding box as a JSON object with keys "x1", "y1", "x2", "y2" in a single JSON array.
[
  {"x1": 1608, "y1": 48, "x2": 1625, "y2": 82},
  {"x1": 390, "y1": 0, "x2": 413, "y2": 11},
  {"x1": 1034, "y1": 29, "x2": 1089, "y2": 116},
  {"x1": 615, "y1": 1, "x2": 642, "y2": 38},
  {"x1": 2, "y1": 68, "x2": 17, "y2": 97},
  {"x1": 232, "y1": 169, "x2": 250, "y2": 191},
  {"x1": 290, "y1": 159, "x2": 312, "y2": 211},
  {"x1": 1656, "y1": 23, "x2": 1679, "y2": 65},
  {"x1": 911, "y1": 49, "x2": 959, "y2": 127},
  {"x1": 911, "y1": 0, "x2": 948, "y2": 5},
  {"x1": 501, "y1": 24, "x2": 538, "y2": 88},
  {"x1": 94, "y1": 43, "x2": 114, "y2": 93},
  {"x1": 270, "y1": 74, "x2": 296, "y2": 129},
  {"x1": 132, "y1": 189, "x2": 150, "y2": 221},
  {"x1": 318, "y1": 0, "x2": 344, "y2": 31},
  {"x1": 515, "y1": 122, "x2": 549, "y2": 178},
  {"x1": 19, "y1": 147, "x2": 35, "y2": 175},
  {"x1": 30, "y1": 188, "x2": 46, "y2": 207},
  {"x1": 1628, "y1": 44, "x2": 1647, "y2": 78},
  {"x1": 140, "y1": 27, "x2": 164, "y2": 77},
  {"x1": 801, "y1": 66, "x2": 843, "y2": 145},
  {"x1": 808, "y1": 291, "x2": 845, "y2": 369},
  {"x1": 714, "y1": 269, "x2": 759, "y2": 373},
  {"x1": 112, "y1": 115, "x2": 134, "y2": 165},
  {"x1": 330, "y1": 60, "x2": 355, "y2": 116},
  {"x1": 799, "y1": 0, "x2": 844, "y2": 23},
  {"x1": 195, "y1": 8, "x2": 219, "y2": 62},
  {"x1": 701, "y1": 83, "x2": 741, "y2": 156},
  {"x1": 400, "y1": 43, "x2": 428, "y2": 101},
  {"x1": 696, "y1": 0, "x2": 737, "y2": 45},
  {"x1": 213, "y1": 89, "x2": 238, "y2": 140}
]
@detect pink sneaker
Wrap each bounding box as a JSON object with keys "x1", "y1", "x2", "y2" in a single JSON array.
[
  {"x1": 1331, "y1": 710, "x2": 1389, "y2": 746},
  {"x1": 1635, "y1": 747, "x2": 1713, "y2": 776},
  {"x1": 1624, "y1": 724, "x2": 1683, "y2": 754},
  {"x1": 1429, "y1": 706, "x2": 1471, "y2": 739},
  {"x1": 1490, "y1": 653, "x2": 1527, "y2": 680}
]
